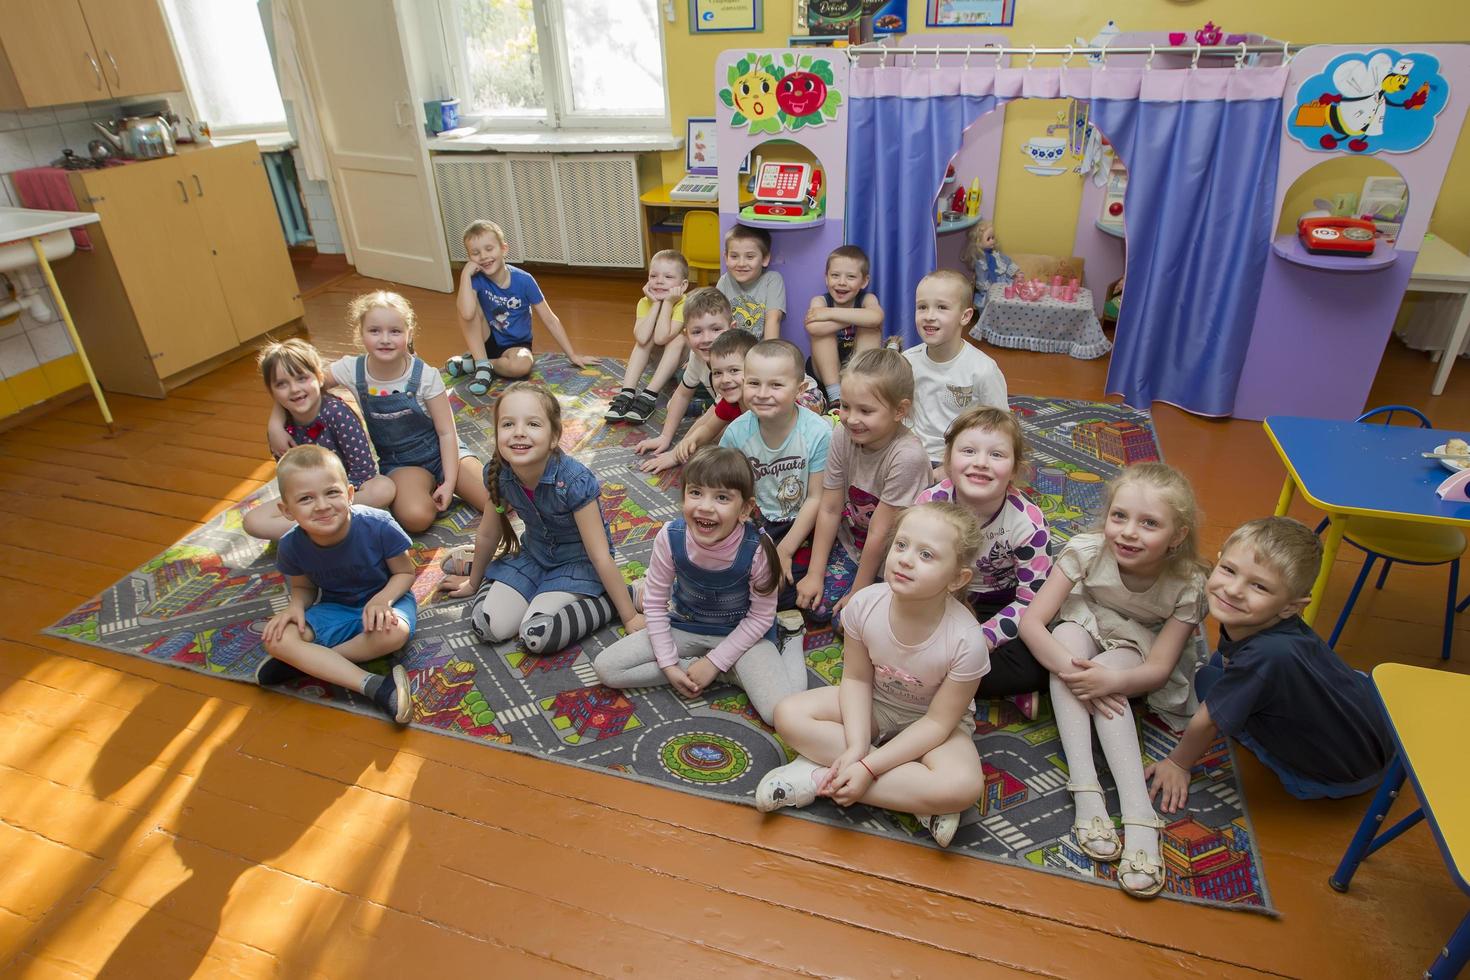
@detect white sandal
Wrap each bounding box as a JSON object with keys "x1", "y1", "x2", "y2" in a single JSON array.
[
  {"x1": 1118, "y1": 815, "x2": 1168, "y2": 898},
  {"x1": 1066, "y1": 782, "x2": 1121, "y2": 863}
]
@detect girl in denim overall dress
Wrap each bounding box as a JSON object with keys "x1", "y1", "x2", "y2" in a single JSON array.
[
  {"x1": 593, "y1": 447, "x2": 807, "y2": 725},
  {"x1": 442, "y1": 382, "x2": 642, "y2": 654},
  {"x1": 315, "y1": 291, "x2": 488, "y2": 533}
]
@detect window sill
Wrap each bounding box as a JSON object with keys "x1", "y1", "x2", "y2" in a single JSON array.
[
  {"x1": 206, "y1": 132, "x2": 296, "y2": 151},
  {"x1": 427, "y1": 130, "x2": 682, "y2": 153}
]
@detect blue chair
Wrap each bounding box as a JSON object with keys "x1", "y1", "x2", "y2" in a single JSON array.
[{"x1": 1320, "y1": 406, "x2": 1469, "y2": 662}]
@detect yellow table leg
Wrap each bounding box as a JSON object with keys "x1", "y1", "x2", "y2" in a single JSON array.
[
  {"x1": 31, "y1": 237, "x2": 112, "y2": 431},
  {"x1": 1303, "y1": 514, "x2": 1345, "y2": 627},
  {"x1": 1274, "y1": 477, "x2": 1296, "y2": 517}
]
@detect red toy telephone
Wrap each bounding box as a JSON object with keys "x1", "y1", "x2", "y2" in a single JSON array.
[{"x1": 1298, "y1": 216, "x2": 1377, "y2": 257}]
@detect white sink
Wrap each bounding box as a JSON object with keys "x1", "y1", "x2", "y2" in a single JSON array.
[{"x1": 0, "y1": 206, "x2": 101, "y2": 274}]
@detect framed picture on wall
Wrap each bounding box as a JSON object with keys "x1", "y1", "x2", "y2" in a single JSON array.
[
  {"x1": 689, "y1": 0, "x2": 762, "y2": 34},
  {"x1": 927, "y1": 0, "x2": 1015, "y2": 28}
]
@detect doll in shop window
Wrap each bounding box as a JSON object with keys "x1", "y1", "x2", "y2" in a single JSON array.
[{"x1": 961, "y1": 220, "x2": 1018, "y2": 322}]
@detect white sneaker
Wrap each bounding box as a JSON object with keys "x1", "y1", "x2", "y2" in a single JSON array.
[
  {"x1": 755, "y1": 755, "x2": 826, "y2": 812},
  {"x1": 917, "y1": 811, "x2": 962, "y2": 847}
]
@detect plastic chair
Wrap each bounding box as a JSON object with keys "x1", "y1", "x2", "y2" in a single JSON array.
[
  {"x1": 1320, "y1": 405, "x2": 1469, "y2": 661},
  {"x1": 681, "y1": 210, "x2": 721, "y2": 285}
]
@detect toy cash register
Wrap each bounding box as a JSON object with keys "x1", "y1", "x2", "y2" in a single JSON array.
[{"x1": 742, "y1": 162, "x2": 821, "y2": 220}]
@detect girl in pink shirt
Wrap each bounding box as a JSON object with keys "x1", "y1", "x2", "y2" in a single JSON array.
[
  {"x1": 756, "y1": 502, "x2": 989, "y2": 847},
  {"x1": 593, "y1": 447, "x2": 808, "y2": 724}
]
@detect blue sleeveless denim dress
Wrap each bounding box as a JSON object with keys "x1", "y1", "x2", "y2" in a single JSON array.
[
  {"x1": 354, "y1": 357, "x2": 462, "y2": 483},
  {"x1": 666, "y1": 520, "x2": 777, "y2": 644},
  {"x1": 483, "y1": 452, "x2": 611, "y2": 599}
]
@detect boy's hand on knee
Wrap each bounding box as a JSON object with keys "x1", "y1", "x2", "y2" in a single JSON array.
[
  {"x1": 263, "y1": 607, "x2": 306, "y2": 646},
  {"x1": 362, "y1": 596, "x2": 395, "y2": 632}
]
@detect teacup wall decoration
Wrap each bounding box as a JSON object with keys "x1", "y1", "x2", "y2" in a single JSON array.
[{"x1": 1020, "y1": 136, "x2": 1068, "y2": 176}]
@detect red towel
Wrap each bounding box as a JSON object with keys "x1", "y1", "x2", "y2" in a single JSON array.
[{"x1": 11, "y1": 167, "x2": 92, "y2": 250}]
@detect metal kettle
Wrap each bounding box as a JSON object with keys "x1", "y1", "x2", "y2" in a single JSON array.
[{"x1": 92, "y1": 115, "x2": 176, "y2": 160}]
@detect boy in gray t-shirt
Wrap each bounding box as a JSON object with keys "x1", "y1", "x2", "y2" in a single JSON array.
[{"x1": 716, "y1": 224, "x2": 785, "y2": 340}]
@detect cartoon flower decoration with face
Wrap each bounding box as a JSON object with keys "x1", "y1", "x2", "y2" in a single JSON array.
[{"x1": 720, "y1": 53, "x2": 843, "y2": 135}]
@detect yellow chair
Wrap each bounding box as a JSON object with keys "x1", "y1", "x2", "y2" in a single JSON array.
[{"x1": 681, "y1": 210, "x2": 722, "y2": 285}]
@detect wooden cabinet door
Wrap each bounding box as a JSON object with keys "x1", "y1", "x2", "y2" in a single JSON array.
[
  {"x1": 77, "y1": 0, "x2": 182, "y2": 99},
  {"x1": 0, "y1": 0, "x2": 109, "y2": 107},
  {"x1": 185, "y1": 143, "x2": 304, "y2": 344},
  {"x1": 79, "y1": 158, "x2": 237, "y2": 378}
]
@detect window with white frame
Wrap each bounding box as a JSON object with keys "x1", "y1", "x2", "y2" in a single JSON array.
[
  {"x1": 161, "y1": 0, "x2": 287, "y2": 136},
  {"x1": 439, "y1": 0, "x2": 668, "y2": 130}
]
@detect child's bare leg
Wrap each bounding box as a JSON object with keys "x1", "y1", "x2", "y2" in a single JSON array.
[
  {"x1": 645, "y1": 335, "x2": 687, "y2": 392},
  {"x1": 855, "y1": 729, "x2": 985, "y2": 815},
  {"x1": 265, "y1": 622, "x2": 381, "y2": 691},
  {"x1": 1089, "y1": 645, "x2": 1160, "y2": 892},
  {"x1": 490, "y1": 347, "x2": 534, "y2": 379},
  {"x1": 773, "y1": 686, "x2": 865, "y2": 766},
  {"x1": 621, "y1": 340, "x2": 654, "y2": 391},
  {"x1": 354, "y1": 475, "x2": 397, "y2": 511},
  {"x1": 457, "y1": 311, "x2": 491, "y2": 362},
  {"x1": 852, "y1": 327, "x2": 880, "y2": 355},
  {"x1": 453, "y1": 455, "x2": 488, "y2": 513},
  {"x1": 242, "y1": 498, "x2": 296, "y2": 541},
  {"x1": 388, "y1": 466, "x2": 438, "y2": 534},
  {"x1": 809, "y1": 333, "x2": 841, "y2": 394},
  {"x1": 1048, "y1": 623, "x2": 1119, "y2": 857}
]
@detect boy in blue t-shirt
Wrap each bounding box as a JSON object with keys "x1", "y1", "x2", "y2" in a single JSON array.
[
  {"x1": 1147, "y1": 517, "x2": 1395, "y2": 809},
  {"x1": 448, "y1": 220, "x2": 589, "y2": 395},
  {"x1": 719, "y1": 338, "x2": 831, "y2": 610},
  {"x1": 258, "y1": 445, "x2": 419, "y2": 724}
]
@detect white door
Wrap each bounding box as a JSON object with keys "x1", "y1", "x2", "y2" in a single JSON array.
[{"x1": 289, "y1": 0, "x2": 451, "y2": 290}]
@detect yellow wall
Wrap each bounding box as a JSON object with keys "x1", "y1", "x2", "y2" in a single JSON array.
[{"x1": 660, "y1": 0, "x2": 1470, "y2": 256}]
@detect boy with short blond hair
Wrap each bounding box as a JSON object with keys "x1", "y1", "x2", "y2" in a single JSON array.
[
  {"x1": 1147, "y1": 517, "x2": 1394, "y2": 809},
  {"x1": 634, "y1": 286, "x2": 732, "y2": 461},
  {"x1": 608, "y1": 249, "x2": 691, "y2": 424},
  {"x1": 258, "y1": 445, "x2": 417, "y2": 725},
  {"x1": 449, "y1": 220, "x2": 587, "y2": 395},
  {"x1": 903, "y1": 269, "x2": 1007, "y2": 468},
  {"x1": 717, "y1": 224, "x2": 785, "y2": 340}
]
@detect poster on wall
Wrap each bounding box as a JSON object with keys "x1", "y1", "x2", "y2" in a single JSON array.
[
  {"x1": 1287, "y1": 49, "x2": 1448, "y2": 154},
  {"x1": 690, "y1": 0, "x2": 762, "y2": 34},
  {"x1": 927, "y1": 0, "x2": 1016, "y2": 28},
  {"x1": 806, "y1": 0, "x2": 906, "y2": 36}
]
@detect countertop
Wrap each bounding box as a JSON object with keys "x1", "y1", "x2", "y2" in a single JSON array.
[{"x1": 0, "y1": 206, "x2": 101, "y2": 241}]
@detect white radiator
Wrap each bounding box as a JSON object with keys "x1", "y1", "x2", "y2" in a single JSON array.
[{"x1": 433, "y1": 153, "x2": 644, "y2": 269}]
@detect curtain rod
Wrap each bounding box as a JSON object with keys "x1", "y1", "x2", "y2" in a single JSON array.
[{"x1": 844, "y1": 41, "x2": 1307, "y2": 64}]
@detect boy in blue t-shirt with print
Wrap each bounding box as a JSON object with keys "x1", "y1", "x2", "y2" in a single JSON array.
[
  {"x1": 448, "y1": 220, "x2": 588, "y2": 395},
  {"x1": 720, "y1": 339, "x2": 831, "y2": 611},
  {"x1": 258, "y1": 445, "x2": 419, "y2": 725}
]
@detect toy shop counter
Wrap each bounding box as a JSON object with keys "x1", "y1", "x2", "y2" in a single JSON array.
[{"x1": 970, "y1": 283, "x2": 1112, "y2": 360}]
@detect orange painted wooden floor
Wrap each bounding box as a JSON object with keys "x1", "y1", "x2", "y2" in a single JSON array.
[{"x1": 2, "y1": 268, "x2": 1468, "y2": 977}]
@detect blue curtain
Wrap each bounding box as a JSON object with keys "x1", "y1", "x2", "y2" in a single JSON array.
[
  {"x1": 848, "y1": 93, "x2": 997, "y2": 347},
  {"x1": 1091, "y1": 97, "x2": 1282, "y2": 415}
]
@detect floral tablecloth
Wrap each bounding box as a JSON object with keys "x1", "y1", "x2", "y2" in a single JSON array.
[{"x1": 972, "y1": 283, "x2": 1112, "y2": 360}]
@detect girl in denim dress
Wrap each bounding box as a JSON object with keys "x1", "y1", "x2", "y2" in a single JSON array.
[{"x1": 442, "y1": 382, "x2": 642, "y2": 653}]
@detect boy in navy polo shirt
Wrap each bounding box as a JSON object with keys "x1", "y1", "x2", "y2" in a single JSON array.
[
  {"x1": 448, "y1": 219, "x2": 588, "y2": 395},
  {"x1": 257, "y1": 445, "x2": 419, "y2": 724},
  {"x1": 1147, "y1": 517, "x2": 1394, "y2": 808}
]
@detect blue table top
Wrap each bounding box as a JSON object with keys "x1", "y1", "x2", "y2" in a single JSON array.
[{"x1": 1264, "y1": 416, "x2": 1470, "y2": 526}]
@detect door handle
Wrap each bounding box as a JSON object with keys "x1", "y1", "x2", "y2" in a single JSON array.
[
  {"x1": 177, "y1": 179, "x2": 189, "y2": 203},
  {"x1": 393, "y1": 101, "x2": 409, "y2": 127},
  {"x1": 105, "y1": 50, "x2": 120, "y2": 88},
  {"x1": 86, "y1": 52, "x2": 103, "y2": 90},
  {"x1": 192, "y1": 174, "x2": 204, "y2": 196}
]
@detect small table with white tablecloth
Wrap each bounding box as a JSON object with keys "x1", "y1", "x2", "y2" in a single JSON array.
[
  {"x1": 1392, "y1": 234, "x2": 1470, "y2": 396},
  {"x1": 971, "y1": 283, "x2": 1112, "y2": 360}
]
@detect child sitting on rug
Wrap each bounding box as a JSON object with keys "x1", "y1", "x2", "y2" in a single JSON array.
[
  {"x1": 606, "y1": 249, "x2": 689, "y2": 425},
  {"x1": 804, "y1": 245, "x2": 884, "y2": 410},
  {"x1": 903, "y1": 270, "x2": 1008, "y2": 472},
  {"x1": 441, "y1": 382, "x2": 642, "y2": 654},
  {"x1": 250, "y1": 338, "x2": 396, "y2": 541},
  {"x1": 1147, "y1": 517, "x2": 1394, "y2": 809},
  {"x1": 1019, "y1": 462, "x2": 1207, "y2": 899},
  {"x1": 717, "y1": 224, "x2": 785, "y2": 339},
  {"x1": 796, "y1": 349, "x2": 930, "y2": 625},
  {"x1": 917, "y1": 406, "x2": 1053, "y2": 720},
  {"x1": 719, "y1": 339, "x2": 832, "y2": 611},
  {"x1": 593, "y1": 447, "x2": 806, "y2": 724},
  {"x1": 269, "y1": 291, "x2": 488, "y2": 534},
  {"x1": 641, "y1": 330, "x2": 824, "y2": 474},
  {"x1": 257, "y1": 445, "x2": 416, "y2": 725},
  {"x1": 634, "y1": 287, "x2": 732, "y2": 464},
  {"x1": 757, "y1": 502, "x2": 989, "y2": 848},
  {"x1": 446, "y1": 220, "x2": 588, "y2": 394}
]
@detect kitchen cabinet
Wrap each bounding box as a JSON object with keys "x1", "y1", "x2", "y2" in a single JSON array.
[
  {"x1": 55, "y1": 142, "x2": 305, "y2": 398},
  {"x1": 0, "y1": 0, "x2": 182, "y2": 109}
]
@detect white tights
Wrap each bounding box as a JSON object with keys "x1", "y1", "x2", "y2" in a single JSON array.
[{"x1": 1048, "y1": 622, "x2": 1161, "y2": 885}]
